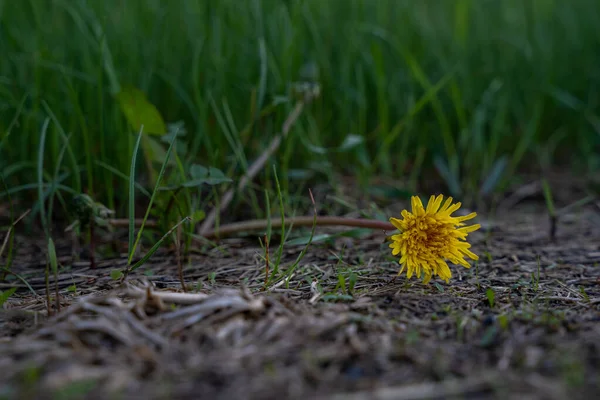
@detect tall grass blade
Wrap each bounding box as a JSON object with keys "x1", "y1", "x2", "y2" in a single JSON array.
[
  {"x1": 37, "y1": 118, "x2": 51, "y2": 238},
  {"x1": 128, "y1": 130, "x2": 178, "y2": 266},
  {"x1": 127, "y1": 216, "x2": 190, "y2": 273},
  {"x1": 128, "y1": 127, "x2": 145, "y2": 264}
]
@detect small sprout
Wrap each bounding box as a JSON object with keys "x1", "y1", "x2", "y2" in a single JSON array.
[
  {"x1": 67, "y1": 284, "x2": 77, "y2": 293},
  {"x1": 337, "y1": 274, "x2": 347, "y2": 294},
  {"x1": 579, "y1": 286, "x2": 590, "y2": 302},
  {"x1": 486, "y1": 287, "x2": 496, "y2": 308},
  {"x1": 498, "y1": 314, "x2": 510, "y2": 330},
  {"x1": 541, "y1": 178, "x2": 557, "y2": 240},
  {"x1": 485, "y1": 251, "x2": 493, "y2": 264},
  {"x1": 208, "y1": 272, "x2": 216, "y2": 285},
  {"x1": 348, "y1": 272, "x2": 357, "y2": 294}
]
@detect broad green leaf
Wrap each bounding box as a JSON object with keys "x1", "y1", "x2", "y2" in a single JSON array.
[
  {"x1": 160, "y1": 164, "x2": 234, "y2": 187},
  {"x1": 189, "y1": 164, "x2": 208, "y2": 178},
  {"x1": 116, "y1": 86, "x2": 166, "y2": 135}
]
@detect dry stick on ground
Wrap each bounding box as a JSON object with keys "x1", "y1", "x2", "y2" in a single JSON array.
[
  {"x1": 109, "y1": 216, "x2": 395, "y2": 240},
  {"x1": 198, "y1": 97, "x2": 309, "y2": 237}
]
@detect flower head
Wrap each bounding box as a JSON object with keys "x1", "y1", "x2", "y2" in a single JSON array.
[{"x1": 388, "y1": 195, "x2": 480, "y2": 284}]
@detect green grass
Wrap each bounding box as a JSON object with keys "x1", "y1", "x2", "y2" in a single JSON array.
[{"x1": 1, "y1": 0, "x2": 600, "y2": 218}]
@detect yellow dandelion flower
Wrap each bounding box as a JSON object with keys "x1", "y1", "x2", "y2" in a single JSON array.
[{"x1": 388, "y1": 194, "x2": 481, "y2": 284}]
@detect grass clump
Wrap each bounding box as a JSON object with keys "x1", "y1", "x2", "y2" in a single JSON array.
[{"x1": 0, "y1": 0, "x2": 599, "y2": 212}]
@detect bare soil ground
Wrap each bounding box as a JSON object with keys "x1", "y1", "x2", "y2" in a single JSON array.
[{"x1": 1, "y1": 194, "x2": 599, "y2": 399}]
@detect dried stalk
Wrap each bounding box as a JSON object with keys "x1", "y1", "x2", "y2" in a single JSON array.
[
  {"x1": 198, "y1": 99, "x2": 308, "y2": 236},
  {"x1": 109, "y1": 216, "x2": 395, "y2": 240}
]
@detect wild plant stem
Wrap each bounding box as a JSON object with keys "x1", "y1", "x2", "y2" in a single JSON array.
[{"x1": 110, "y1": 216, "x2": 395, "y2": 239}]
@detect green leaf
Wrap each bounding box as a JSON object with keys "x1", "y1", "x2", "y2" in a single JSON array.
[
  {"x1": 67, "y1": 284, "x2": 77, "y2": 293},
  {"x1": 143, "y1": 135, "x2": 176, "y2": 165},
  {"x1": 127, "y1": 216, "x2": 191, "y2": 273},
  {"x1": 159, "y1": 164, "x2": 233, "y2": 189},
  {"x1": 433, "y1": 155, "x2": 462, "y2": 197},
  {"x1": 191, "y1": 210, "x2": 206, "y2": 224},
  {"x1": 498, "y1": 314, "x2": 509, "y2": 330},
  {"x1": 367, "y1": 185, "x2": 413, "y2": 199},
  {"x1": 300, "y1": 133, "x2": 365, "y2": 155},
  {"x1": 348, "y1": 272, "x2": 357, "y2": 293},
  {"x1": 189, "y1": 164, "x2": 208, "y2": 178},
  {"x1": 541, "y1": 178, "x2": 556, "y2": 216},
  {"x1": 110, "y1": 270, "x2": 124, "y2": 280},
  {"x1": 286, "y1": 234, "x2": 332, "y2": 246},
  {"x1": 338, "y1": 134, "x2": 365, "y2": 151},
  {"x1": 129, "y1": 132, "x2": 178, "y2": 266},
  {"x1": 286, "y1": 228, "x2": 371, "y2": 246},
  {"x1": 190, "y1": 164, "x2": 231, "y2": 182},
  {"x1": 128, "y1": 129, "x2": 144, "y2": 261},
  {"x1": 0, "y1": 287, "x2": 17, "y2": 307},
  {"x1": 337, "y1": 274, "x2": 347, "y2": 293},
  {"x1": 480, "y1": 156, "x2": 508, "y2": 196},
  {"x1": 115, "y1": 86, "x2": 166, "y2": 135},
  {"x1": 47, "y1": 238, "x2": 58, "y2": 276}
]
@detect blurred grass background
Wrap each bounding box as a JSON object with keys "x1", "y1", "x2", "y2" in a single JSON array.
[{"x1": 1, "y1": 0, "x2": 599, "y2": 218}]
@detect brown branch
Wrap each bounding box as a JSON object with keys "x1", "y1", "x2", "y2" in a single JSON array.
[
  {"x1": 203, "y1": 216, "x2": 395, "y2": 239},
  {"x1": 110, "y1": 216, "x2": 395, "y2": 240}
]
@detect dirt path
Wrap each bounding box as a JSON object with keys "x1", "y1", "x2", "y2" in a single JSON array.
[{"x1": 1, "y1": 203, "x2": 599, "y2": 399}]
